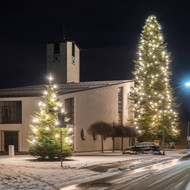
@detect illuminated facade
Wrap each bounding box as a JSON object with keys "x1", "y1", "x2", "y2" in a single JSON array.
[{"x1": 0, "y1": 41, "x2": 134, "y2": 153}]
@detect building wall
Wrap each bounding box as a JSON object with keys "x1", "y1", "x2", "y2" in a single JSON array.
[
  {"x1": 47, "y1": 41, "x2": 80, "y2": 83},
  {"x1": 0, "y1": 81, "x2": 134, "y2": 152},
  {"x1": 0, "y1": 97, "x2": 39, "y2": 152},
  {"x1": 47, "y1": 43, "x2": 67, "y2": 83},
  {"x1": 66, "y1": 42, "x2": 80, "y2": 83},
  {"x1": 60, "y1": 82, "x2": 134, "y2": 152}
]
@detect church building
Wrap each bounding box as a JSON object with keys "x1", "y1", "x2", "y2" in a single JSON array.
[{"x1": 0, "y1": 41, "x2": 134, "y2": 153}]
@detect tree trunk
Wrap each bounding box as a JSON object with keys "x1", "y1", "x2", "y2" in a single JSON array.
[
  {"x1": 101, "y1": 135, "x2": 104, "y2": 153},
  {"x1": 121, "y1": 137, "x2": 124, "y2": 151},
  {"x1": 112, "y1": 137, "x2": 115, "y2": 152}
]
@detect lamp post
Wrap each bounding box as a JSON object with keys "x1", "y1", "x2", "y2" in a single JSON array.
[
  {"x1": 162, "y1": 100, "x2": 165, "y2": 155},
  {"x1": 185, "y1": 82, "x2": 190, "y2": 149},
  {"x1": 58, "y1": 113, "x2": 67, "y2": 168},
  {"x1": 187, "y1": 121, "x2": 190, "y2": 149},
  {"x1": 50, "y1": 109, "x2": 67, "y2": 167}
]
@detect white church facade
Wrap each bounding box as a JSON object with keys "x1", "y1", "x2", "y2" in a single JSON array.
[{"x1": 0, "y1": 41, "x2": 134, "y2": 153}]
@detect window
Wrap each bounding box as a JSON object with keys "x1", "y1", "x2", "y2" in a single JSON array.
[
  {"x1": 0, "y1": 101, "x2": 22, "y2": 124},
  {"x1": 118, "y1": 87, "x2": 123, "y2": 124},
  {"x1": 72, "y1": 43, "x2": 75, "y2": 65},
  {"x1": 54, "y1": 43, "x2": 60, "y2": 54},
  {"x1": 72, "y1": 43, "x2": 75, "y2": 57},
  {"x1": 65, "y1": 98, "x2": 74, "y2": 124}
]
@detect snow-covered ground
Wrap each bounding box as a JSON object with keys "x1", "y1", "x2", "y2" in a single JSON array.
[{"x1": 0, "y1": 150, "x2": 188, "y2": 190}]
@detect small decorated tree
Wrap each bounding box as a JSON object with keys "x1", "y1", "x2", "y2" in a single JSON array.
[
  {"x1": 130, "y1": 15, "x2": 179, "y2": 142},
  {"x1": 28, "y1": 75, "x2": 72, "y2": 160}
]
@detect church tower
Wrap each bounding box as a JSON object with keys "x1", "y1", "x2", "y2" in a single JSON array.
[{"x1": 47, "y1": 41, "x2": 80, "y2": 83}]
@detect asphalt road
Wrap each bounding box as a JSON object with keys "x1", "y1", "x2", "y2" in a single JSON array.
[{"x1": 64, "y1": 157, "x2": 190, "y2": 190}]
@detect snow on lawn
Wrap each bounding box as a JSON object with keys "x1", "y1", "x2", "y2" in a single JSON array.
[{"x1": 0, "y1": 150, "x2": 187, "y2": 190}]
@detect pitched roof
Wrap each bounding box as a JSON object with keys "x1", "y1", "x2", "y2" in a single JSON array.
[{"x1": 0, "y1": 80, "x2": 133, "y2": 97}]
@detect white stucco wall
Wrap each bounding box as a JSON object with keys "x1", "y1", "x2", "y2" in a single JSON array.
[
  {"x1": 0, "y1": 81, "x2": 134, "y2": 152},
  {"x1": 0, "y1": 97, "x2": 39, "y2": 152},
  {"x1": 66, "y1": 42, "x2": 80, "y2": 83},
  {"x1": 60, "y1": 81, "x2": 134, "y2": 152}
]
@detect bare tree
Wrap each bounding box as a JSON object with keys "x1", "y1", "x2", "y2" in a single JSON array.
[
  {"x1": 110, "y1": 123, "x2": 121, "y2": 152},
  {"x1": 87, "y1": 121, "x2": 112, "y2": 152},
  {"x1": 110, "y1": 123, "x2": 138, "y2": 151}
]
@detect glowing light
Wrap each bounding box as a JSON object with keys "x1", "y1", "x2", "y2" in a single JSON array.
[
  {"x1": 45, "y1": 127, "x2": 49, "y2": 130},
  {"x1": 48, "y1": 75, "x2": 53, "y2": 81},
  {"x1": 58, "y1": 103, "x2": 62, "y2": 107},
  {"x1": 185, "y1": 82, "x2": 190, "y2": 87},
  {"x1": 33, "y1": 118, "x2": 39, "y2": 123}
]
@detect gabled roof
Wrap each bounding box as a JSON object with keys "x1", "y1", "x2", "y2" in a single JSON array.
[{"x1": 0, "y1": 80, "x2": 133, "y2": 98}]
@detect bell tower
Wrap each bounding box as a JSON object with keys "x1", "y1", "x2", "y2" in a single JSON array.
[{"x1": 47, "y1": 41, "x2": 80, "y2": 83}]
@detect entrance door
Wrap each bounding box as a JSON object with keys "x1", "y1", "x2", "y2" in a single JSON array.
[{"x1": 4, "y1": 131, "x2": 18, "y2": 152}]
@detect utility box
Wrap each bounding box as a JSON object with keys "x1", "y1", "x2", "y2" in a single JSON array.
[{"x1": 8, "y1": 145, "x2": 15, "y2": 157}]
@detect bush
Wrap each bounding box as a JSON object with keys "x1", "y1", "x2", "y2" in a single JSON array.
[{"x1": 29, "y1": 142, "x2": 72, "y2": 161}]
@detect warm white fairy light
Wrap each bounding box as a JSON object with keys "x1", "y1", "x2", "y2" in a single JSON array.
[
  {"x1": 33, "y1": 118, "x2": 39, "y2": 123},
  {"x1": 131, "y1": 15, "x2": 179, "y2": 138},
  {"x1": 48, "y1": 75, "x2": 53, "y2": 81},
  {"x1": 55, "y1": 121, "x2": 59, "y2": 125}
]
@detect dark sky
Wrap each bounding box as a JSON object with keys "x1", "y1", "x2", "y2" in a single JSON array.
[{"x1": 1, "y1": 1, "x2": 190, "y2": 121}]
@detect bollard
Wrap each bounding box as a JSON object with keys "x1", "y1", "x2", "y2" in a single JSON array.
[{"x1": 8, "y1": 145, "x2": 15, "y2": 157}]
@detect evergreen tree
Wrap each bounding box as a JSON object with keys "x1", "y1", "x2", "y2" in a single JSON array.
[
  {"x1": 130, "y1": 15, "x2": 179, "y2": 142},
  {"x1": 28, "y1": 75, "x2": 72, "y2": 160}
]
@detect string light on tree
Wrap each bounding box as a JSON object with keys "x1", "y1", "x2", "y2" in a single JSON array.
[
  {"x1": 130, "y1": 15, "x2": 179, "y2": 142},
  {"x1": 28, "y1": 74, "x2": 73, "y2": 160}
]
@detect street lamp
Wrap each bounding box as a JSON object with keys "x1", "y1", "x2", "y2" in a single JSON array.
[
  {"x1": 162, "y1": 100, "x2": 165, "y2": 155},
  {"x1": 50, "y1": 109, "x2": 67, "y2": 167},
  {"x1": 185, "y1": 82, "x2": 190, "y2": 149},
  {"x1": 187, "y1": 121, "x2": 190, "y2": 149},
  {"x1": 185, "y1": 82, "x2": 190, "y2": 87}
]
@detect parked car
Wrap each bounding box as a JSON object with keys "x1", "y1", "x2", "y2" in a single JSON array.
[{"x1": 124, "y1": 142, "x2": 160, "y2": 152}]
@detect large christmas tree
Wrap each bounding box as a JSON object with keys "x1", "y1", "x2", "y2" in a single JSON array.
[
  {"x1": 28, "y1": 75, "x2": 72, "y2": 160},
  {"x1": 130, "y1": 15, "x2": 179, "y2": 142}
]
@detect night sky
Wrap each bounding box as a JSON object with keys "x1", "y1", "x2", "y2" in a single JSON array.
[{"x1": 1, "y1": 1, "x2": 190, "y2": 123}]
